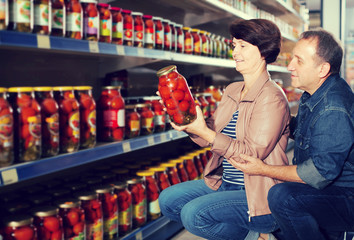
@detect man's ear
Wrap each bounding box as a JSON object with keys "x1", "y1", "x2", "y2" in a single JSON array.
[{"x1": 319, "y1": 62, "x2": 331, "y2": 78}]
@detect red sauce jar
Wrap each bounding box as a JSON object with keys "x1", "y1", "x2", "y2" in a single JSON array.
[
  {"x1": 132, "y1": 12, "x2": 143, "y2": 47},
  {"x1": 125, "y1": 104, "x2": 140, "y2": 139},
  {"x1": 53, "y1": 86, "x2": 80, "y2": 153},
  {"x1": 148, "y1": 166, "x2": 170, "y2": 192},
  {"x1": 204, "y1": 93, "x2": 216, "y2": 116},
  {"x1": 33, "y1": 0, "x2": 50, "y2": 34},
  {"x1": 162, "y1": 19, "x2": 171, "y2": 51},
  {"x1": 127, "y1": 177, "x2": 147, "y2": 228},
  {"x1": 65, "y1": 0, "x2": 83, "y2": 39},
  {"x1": 31, "y1": 206, "x2": 64, "y2": 240},
  {"x1": 160, "y1": 162, "x2": 181, "y2": 185},
  {"x1": 170, "y1": 21, "x2": 176, "y2": 52},
  {"x1": 0, "y1": 88, "x2": 14, "y2": 167},
  {"x1": 143, "y1": 14, "x2": 154, "y2": 49},
  {"x1": 187, "y1": 152, "x2": 204, "y2": 178},
  {"x1": 8, "y1": 0, "x2": 33, "y2": 32},
  {"x1": 152, "y1": 16, "x2": 163, "y2": 50},
  {"x1": 181, "y1": 156, "x2": 199, "y2": 181},
  {"x1": 182, "y1": 27, "x2": 193, "y2": 54},
  {"x1": 112, "y1": 182, "x2": 132, "y2": 237},
  {"x1": 111, "y1": 7, "x2": 122, "y2": 45},
  {"x1": 97, "y1": 86, "x2": 125, "y2": 142},
  {"x1": 97, "y1": 3, "x2": 111, "y2": 43},
  {"x1": 206, "y1": 32, "x2": 213, "y2": 56},
  {"x1": 8, "y1": 87, "x2": 41, "y2": 162},
  {"x1": 144, "y1": 97, "x2": 165, "y2": 133},
  {"x1": 191, "y1": 28, "x2": 201, "y2": 55},
  {"x1": 157, "y1": 65, "x2": 197, "y2": 126},
  {"x1": 196, "y1": 93, "x2": 210, "y2": 119},
  {"x1": 34, "y1": 87, "x2": 59, "y2": 158},
  {"x1": 74, "y1": 86, "x2": 96, "y2": 149},
  {"x1": 200, "y1": 30, "x2": 209, "y2": 56},
  {"x1": 175, "y1": 23, "x2": 184, "y2": 53},
  {"x1": 1, "y1": 214, "x2": 37, "y2": 240},
  {"x1": 135, "y1": 103, "x2": 154, "y2": 136},
  {"x1": 82, "y1": 0, "x2": 99, "y2": 41},
  {"x1": 205, "y1": 85, "x2": 222, "y2": 103},
  {"x1": 121, "y1": 9, "x2": 133, "y2": 46},
  {"x1": 50, "y1": 0, "x2": 65, "y2": 37}
]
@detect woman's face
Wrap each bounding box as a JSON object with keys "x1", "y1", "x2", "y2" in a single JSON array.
[{"x1": 232, "y1": 38, "x2": 263, "y2": 74}]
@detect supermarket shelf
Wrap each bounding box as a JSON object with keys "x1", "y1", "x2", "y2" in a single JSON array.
[{"x1": 0, "y1": 130, "x2": 188, "y2": 187}]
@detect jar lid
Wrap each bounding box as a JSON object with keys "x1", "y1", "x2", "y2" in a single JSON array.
[
  {"x1": 53, "y1": 86, "x2": 73, "y2": 91},
  {"x1": 31, "y1": 205, "x2": 59, "y2": 217},
  {"x1": 73, "y1": 86, "x2": 92, "y2": 90},
  {"x1": 33, "y1": 86, "x2": 53, "y2": 91},
  {"x1": 152, "y1": 16, "x2": 162, "y2": 21},
  {"x1": 143, "y1": 14, "x2": 153, "y2": 19},
  {"x1": 191, "y1": 28, "x2": 200, "y2": 32},
  {"x1": 3, "y1": 214, "x2": 33, "y2": 227},
  {"x1": 97, "y1": 3, "x2": 109, "y2": 7},
  {"x1": 0, "y1": 87, "x2": 7, "y2": 92},
  {"x1": 125, "y1": 104, "x2": 137, "y2": 109},
  {"x1": 55, "y1": 198, "x2": 81, "y2": 208},
  {"x1": 111, "y1": 181, "x2": 127, "y2": 189},
  {"x1": 136, "y1": 170, "x2": 154, "y2": 177},
  {"x1": 169, "y1": 158, "x2": 184, "y2": 164},
  {"x1": 135, "y1": 103, "x2": 149, "y2": 108},
  {"x1": 110, "y1": 7, "x2": 121, "y2": 11},
  {"x1": 75, "y1": 190, "x2": 98, "y2": 200},
  {"x1": 200, "y1": 30, "x2": 206, "y2": 34},
  {"x1": 160, "y1": 162, "x2": 176, "y2": 168},
  {"x1": 156, "y1": 65, "x2": 177, "y2": 77},
  {"x1": 175, "y1": 24, "x2": 183, "y2": 28},
  {"x1": 180, "y1": 156, "x2": 192, "y2": 161},
  {"x1": 182, "y1": 27, "x2": 191, "y2": 31},
  {"x1": 8, "y1": 87, "x2": 33, "y2": 92},
  {"x1": 149, "y1": 166, "x2": 166, "y2": 172},
  {"x1": 102, "y1": 86, "x2": 121, "y2": 90},
  {"x1": 162, "y1": 19, "x2": 171, "y2": 23},
  {"x1": 121, "y1": 9, "x2": 132, "y2": 14},
  {"x1": 132, "y1": 11, "x2": 143, "y2": 16},
  {"x1": 94, "y1": 184, "x2": 113, "y2": 194},
  {"x1": 126, "y1": 177, "x2": 143, "y2": 184}
]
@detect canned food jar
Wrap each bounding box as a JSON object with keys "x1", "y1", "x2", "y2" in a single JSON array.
[
  {"x1": 136, "y1": 170, "x2": 161, "y2": 221},
  {"x1": 144, "y1": 97, "x2": 165, "y2": 133},
  {"x1": 112, "y1": 182, "x2": 132, "y2": 237},
  {"x1": 81, "y1": 0, "x2": 99, "y2": 41},
  {"x1": 162, "y1": 19, "x2": 171, "y2": 51},
  {"x1": 142, "y1": 15, "x2": 154, "y2": 49},
  {"x1": 0, "y1": 88, "x2": 14, "y2": 167},
  {"x1": 31, "y1": 206, "x2": 64, "y2": 240},
  {"x1": 132, "y1": 12, "x2": 143, "y2": 47},
  {"x1": 159, "y1": 162, "x2": 181, "y2": 185},
  {"x1": 121, "y1": 9, "x2": 132, "y2": 46},
  {"x1": 56, "y1": 198, "x2": 86, "y2": 240},
  {"x1": 170, "y1": 21, "x2": 176, "y2": 52},
  {"x1": 1, "y1": 214, "x2": 37, "y2": 240},
  {"x1": 135, "y1": 103, "x2": 154, "y2": 136},
  {"x1": 204, "y1": 93, "x2": 216, "y2": 116},
  {"x1": 196, "y1": 93, "x2": 210, "y2": 119},
  {"x1": 0, "y1": 0, "x2": 8, "y2": 30},
  {"x1": 53, "y1": 86, "x2": 80, "y2": 153},
  {"x1": 148, "y1": 166, "x2": 170, "y2": 192},
  {"x1": 206, "y1": 32, "x2": 213, "y2": 56},
  {"x1": 8, "y1": 0, "x2": 33, "y2": 32},
  {"x1": 168, "y1": 158, "x2": 189, "y2": 182},
  {"x1": 181, "y1": 156, "x2": 198, "y2": 180},
  {"x1": 8, "y1": 87, "x2": 41, "y2": 162},
  {"x1": 124, "y1": 104, "x2": 140, "y2": 139},
  {"x1": 65, "y1": 0, "x2": 82, "y2": 39},
  {"x1": 152, "y1": 16, "x2": 163, "y2": 50},
  {"x1": 191, "y1": 28, "x2": 201, "y2": 55},
  {"x1": 182, "y1": 27, "x2": 193, "y2": 54},
  {"x1": 50, "y1": 0, "x2": 65, "y2": 37},
  {"x1": 157, "y1": 65, "x2": 197, "y2": 126},
  {"x1": 126, "y1": 177, "x2": 147, "y2": 228},
  {"x1": 187, "y1": 152, "x2": 204, "y2": 178},
  {"x1": 97, "y1": 3, "x2": 111, "y2": 43},
  {"x1": 196, "y1": 149, "x2": 208, "y2": 168},
  {"x1": 175, "y1": 23, "x2": 184, "y2": 53},
  {"x1": 33, "y1": 0, "x2": 50, "y2": 34},
  {"x1": 34, "y1": 87, "x2": 59, "y2": 158},
  {"x1": 74, "y1": 86, "x2": 96, "y2": 149},
  {"x1": 205, "y1": 85, "x2": 222, "y2": 103},
  {"x1": 199, "y1": 30, "x2": 209, "y2": 56},
  {"x1": 110, "y1": 7, "x2": 122, "y2": 45}
]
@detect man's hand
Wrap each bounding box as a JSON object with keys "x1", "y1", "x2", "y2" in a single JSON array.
[{"x1": 230, "y1": 154, "x2": 266, "y2": 176}]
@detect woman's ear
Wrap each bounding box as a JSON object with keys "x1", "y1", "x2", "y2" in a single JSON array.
[{"x1": 319, "y1": 62, "x2": 331, "y2": 79}]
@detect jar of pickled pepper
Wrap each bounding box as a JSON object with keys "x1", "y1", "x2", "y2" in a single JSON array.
[
  {"x1": 97, "y1": 3, "x2": 111, "y2": 43},
  {"x1": 144, "y1": 97, "x2": 165, "y2": 133},
  {"x1": 1, "y1": 214, "x2": 37, "y2": 240},
  {"x1": 8, "y1": 0, "x2": 33, "y2": 32},
  {"x1": 112, "y1": 182, "x2": 132, "y2": 237},
  {"x1": 33, "y1": 0, "x2": 50, "y2": 34},
  {"x1": 191, "y1": 28, "x2": 201, "y2": 55},
  {"x1": 182, "y1": 27, "x2": 193, "y2": 54},
  {"x1": 110, "y1": 7, "x2": 122, "y2": 45},
  {"x1": 148, "y1": 166, "x2": 171, "y2": 192},
  {"x1": 142, "y1": 15, "x2": 154, "y2": 49},
  {"x1": 157, "y1": 65, "x2": 197, "y2": 126},
  {"x1": 75, "y1": 191, "x2": 104, "y2": 240},
  {"x1": 65, "y1": 0, "x2": 82, "y2": 39},
  {"x1": 181, "y1": 155, "x2": 199, "y2": 180},
  {"x1": 31, "y1": 206, "x2": 64, "y2": 240},
  {"x1": 8, "y1": 87, "x2": 41, "y2": 162},
  {"x1": 34, "y1": 87, "x2": 59, "y2": 158},
  {"x1": 136, "y1": 170, "x2": 161, "y2": 221},
  {"x1": 97, "y1": 86, "x2": 125, "y2": 142},
  {"x1": 159, "y1": 162, "x2": 181, "y2": 185},
  {"x1": 53, "y1": 86, "x2": 80, "y2": 153},
  {"x1": 74, "y1": 86, "x2": 96, "y2": 149},
  {"x1": 81, "y1": 0, "x2": 99, "y2": 41},
  {"x1": 187, "y1": 152, "x2": 204, "y2": 178},
  {"x1": 132, "y1": 12, "x2": 143, "y2": 47},
  {"x1": 127, "y1": 177, "x2": 147, "y2": 228},
  {"x1": 200, "y1": 30, "x2": 209, "y2": 56},
  {"x1": 152, "y1": 16, "x2": 163, "y2": 50},
  {"x1": 162, "y1": 19, "x2": 171, "y2": 51},
  {"x1": 135, "y1": 103, "x2": 154, "y2": 136},
  {"x1": 170, "y1": 21, "x2": 176, "y2": 52},
  {"x1": 56, "y1": 198, "x2": 86, "y2": 240},
  {"x1": 0, "y1": 0, "x2": 8, "y2": 30},
  {"x1": 121, "y1": 9, "x2": 132, "y2": 46},
  {"x1": 175, "y1": 23, "x2": 184, "y2": 53},
  {"x1": 50, "y1": 0, "x2": 65, "y2": 37},
  {"x1": 124, "y1": 104, "x2": 140, "y2": 139},
  {"x1": 0, "y1": 88, "x2": 14, "y2": 167},
  {"x1": 196, "y1": 93, "x2": 210, "y2": 119}
]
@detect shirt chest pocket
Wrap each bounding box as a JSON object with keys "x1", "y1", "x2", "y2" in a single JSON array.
[{"x1": 294, "y1": 129, "x2": 310, "y2": 151}]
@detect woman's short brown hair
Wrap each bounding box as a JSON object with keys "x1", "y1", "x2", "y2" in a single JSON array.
[{"x1": 229, "y1": 19, "x2": 281, "y2": 64}]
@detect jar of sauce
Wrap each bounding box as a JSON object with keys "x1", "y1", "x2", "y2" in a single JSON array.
[
  {"x1": 205, "y1": 85, "x2": 222, "y2": 103},
  {"x1": 159, "y1": 162, "x2": 181, "y2": 185},
  {"x1": 148, "y1": 166, "x2": 170, "y2": 192},
  {"x1": 127, "y1": 177, "x2": 147, "y2": 228},
  {"x1": 196, "y1": 148, "x2": 208, "y2": 168},
  {"x1": 65, "y1": 0, "x2": 82, "y2": 39},
  {"x1": 162, "y1": 19, "x2": 171, "y2": 51},
  {"x1": 168, "y1": 158, "x2": 189, "y2": 182},
  {"x1": 33, "y1": 0, "x2": 50, "y2": 34},
  {"x1": 187, "y1": 152, "x2": 204, "y2": 178},
  {"x1": 196, "y1": 93, "x2": 210, "y2": 119},
  {"x1": 125, "y1": 104, "x2": 140, "y2": 139},
  {"x1": 112, "y1": 181, "x2": 132, "y2": 237},
  {"x1": 51, "y1": 0, "x2": 65, "y2": 37},
  {"x1": 0, "y1": 88, "x2": 14, "y2": 167},
  {"x1": 97, "y1": 3, "x2": 111, "y2": 43},
  {"x1": 8, "y1": 0, "x2": 33, "y2": 32},
  {"x1": 1, "y1": 214, "x2": 37, "y2": 240},
  {"x1": 142, "y1": 14, "x2": 154, "y2": 49},
  {"x1": 152, "y1": 16, "x2": 163, "y2": 50},
  {"x1": 111, "y1": 7, "x2": 122, "y2": 45},
  {"x1": 31, "y1": 206, "x2": 64, "y2": 240},
  {"x1": 170, "y1": 21, "x2": 176, "y2": 52},
  {"x1": 175, "y1": 23, "x2": 184, "y2": 53},
  {"x1": 191, "y1": 28, "x2": 201, "y2": 55},
  {"x1": 132, "y1": 11, "x2": 143, "y2": 47},
  {"x1": 181, "y1": 155, "x2": 199, "y2": 180},
  {"x1": 81, "y1": 0, "x2": 99, "y2": 41},
  {"x1": 200, "y1": 30, "x2": 209, "y2": 56},
  {"x1": 122, "y1": 9, "x2": 133, "y2": 46},
  {"x1": 144, "y1": 97, "x2": 165, "y2": 133},
  {"x1": 182, "y1": 27, "x2": 193, "y2": 54},
  {"x1": 135, "y1": 103, "x2": 154, "y2": 136},
  {"x1": 204, "y1": 93, "x2": 216, "y2": 116}
]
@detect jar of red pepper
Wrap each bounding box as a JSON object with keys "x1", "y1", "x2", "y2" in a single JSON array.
[
  {"x1": 125, "y1": 104, "x2": 140, "y2": 139},
  {"x1": 8, "y1": 87, "x2": 41, "y2": 162},
  {"x1": 191, "y1": 28, "x2": 201, "y2": 55},
  {"x1": 0, "y1": 88, "x2": 14, "y2": 167},
  {"x1": 51, "y1": 0, "x2": 65, "y2": 37},
  {"x1": 122, "y1": 9, "x2": 133, "y2": 46},
  {"x1": 175, "y1": 23, "x2": 184, "y2": 53},
  {"x1": 162, "y1": 19, "x2": 171, "y2": 51},
  {"x1": 34, "y1": 87, "x2": 59, "y2": 157},
  {"x1": 152, "y1": 16, "x2": 163, "y2": 50},
  {"x1": 97, "y1": 86, "x2": 125, "y2": 142},
  {"x1": 1, "y1": 214, "x2": 37, "y2": 240},
  {"x1": 159, "y1": 162, "x2": 181, "y2": 185},
  {"x1": 182, "y1": 27, "x2": 193, "y2": 54},
  {"x1": 148, "y1": 166, "x2": 171, "y2": 192},
  {"x1": 97, "y1": 3, "x2": 111, "y2": 43},
  {"x1": 110, "y1": 7, "x2": 122, "y2": 45},
  {"x1": 187, "y1": 152, "x2": 204, "y2": 179},
  {"x1": 135, "y1": 103, "x2": 154, "y2": 136},
  {"x1": 74, "y1": 86, "x2": 96, "y2": 149},
  {"x1": 112, "y1": 181, "x2": 132, "y2": 237},
  {"x1": 53, "y1": 86, "x2": 80, "y2": 153},
  {"x1": 31, "y1": 206, "x2": 64, "y2": 240},
  {"x1": 33, "y1": 0, "x2": 50, "y2": 35},
  {"x1": 127, "y1": 177, "x2": 147, "y2": 228},
  {"x1": 132, "y1": 12, "x2": 143, "y2": 47},
  {"x1": 143, "y1": 15, "x2": 154, "y2": 49},
  {"x1": 181, "y1": 156, "x2": 199, "y2": 181},
  {"x1": 199, "y1": 30, "x2": 209, "y2": 56},
  {"x1": 65, "y1": 0, "x2": 83, "y2": 39},
  {"x1": 81, "y1": 0, "x2": 99, "y2": 41},
  {"x1": 144, "y1": 97, "x2": 165, "y2": 133}
]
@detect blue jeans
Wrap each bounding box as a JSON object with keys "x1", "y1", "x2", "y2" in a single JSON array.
[
  {"x1": 268, "y1": 182, "x2": 354, "y2": 240},
  {"x1": 159, "y1": 180, "x2": 278, "y2": 240}
]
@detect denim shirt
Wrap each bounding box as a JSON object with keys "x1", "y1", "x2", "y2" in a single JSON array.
[{"x1": 292, "y1": 74, "x2": 354, "y2": 189}]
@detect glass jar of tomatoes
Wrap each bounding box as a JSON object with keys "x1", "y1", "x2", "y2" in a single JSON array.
[
  {"x1": 0, "y1": 88, "x2": 14, "y2": 167},
  {"x1": 196, "y1": 149, "x2": 208, "y2": 168},
  {"x1": 181, "y1": 155, "x2": 199, "y2": 180},
  {"x1": 65, "y1": 0, "x2": 82, "y2": 39},
  {"x1": 53, "y1": 86, "x2": 80, "y2": 153},
  {"x1": 204, "y1": 93, "x2": 216, "y2": 116},
  {"x1": 95, "y1": 185, "x2": 118, "y2": 240},
  {"x1": 170, "y1": 21, "x2": 176, "y2": 52},
  {"x1": 152, "y1": 16, "x2": 163, "y2": 50},
  {"x1": 136, "y1": 170, "x2": 161, "y2": 221},
  {"x1": 75, "y1": 191, "x2": 104, "y2": 240},
  {"x1": 110, "y1": 7, "x2": 122, "y2": 45},
  {"x1": 34, "y1": 87, "x2": 59, "y2": 158},
  {"x1": 148, "y1": 166, "x2": 170, "y2": 192},
  {"x1": 121, "y1": 9, "x2": 132, "y2": 46},
  {"x1": 50, "y1": 0, "x2": 65, "y2": 37},
  {"x1": 97, "y1": 86, "x2": 125, "y2": 142},
  {"x1": 196, "y1": 93, "x2": 210, "y2": 119},
  {"x1": 159, "y1": 162, "x2": 181, "y2": 185},
  {"x1": 191, "y1": 28, "x2": 201, "y2": 55},
  {"x1": 81, "y1": 0, "x2": 99, "y2": 41},
  {"x1": 182, "y1": 27, "x2": 193, "y2": 54},
  {"x1": 143, "y1": 15, "x2": 154, "y2": 49},
  {"x1": 175, "y1": 23, "x2": 184, "y2": 53},
  {"x1": 74, "y1": 86, "x2": 96, "y2": 149},
  {"x1": 127, "y1": 177, "x2": 147, "y2": 228},
  {"x1": 1, "y1": 214, "x2": 37, "y2": 240},
  {"x1": 97, "y1": 3, "x2": 111, "y2": 43},
  {"x1": 7, "y1": 87, "x2": 41, "y2": 162},
  {"x1": 205, "y1": 85, "x2": 222, "y2": 103},
  {"x1": 132, "y1": 12, "x2": 143, "y2": 47},
  {"x1": 135, "y1": 103, "x2": 154, "y2": 136},
  {"x1": 33, "y1": 0, "x2": 50, "y2": 34},
  {"x1": 144, "y1": 97, "x2": 165, "y2": 133},
  {"x1": 124, "y1": 104, "x2": 140, "y2": 139},
  {"x1": 157, "y1": 65, "x2": 197, "y2": 126},
  {"x1": 162, "y1": 19, "x2": 171, "y2": 51},
  {"x1": 112, "y1": 181, "x2": 132, "y2": 237},
  {"x1": 31, "y1": 206, "x2": 64, "y2": 240},
  {"x1": 187, "y1": 152, "x2": 204, "y2": 178},
  {"x1": 56, "y1": 198, "x2": 85, "y2": 240},
  {"x1": 8, "y1": 0, "x2": 33, "y2": 32}
]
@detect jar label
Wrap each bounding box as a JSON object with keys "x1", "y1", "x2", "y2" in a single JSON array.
[
  {"x1": 69, "y1": 111, "x2": 80, "y2": 139},
  {"x1": 130, "y1": 119, "x2": 140, "y2": 131},
  {"x1": 123, "y1": 28, "x2": 132, "y2": 41},
  {"x1": 103, "y1": 109, "x2": 125, "y2": 128},
  {"x1": 52, "y1": 8, "x2": 63, "y2": 29},
  {"x1": 177, "y1": 34, "x2": 184, "y2": 49},
  {"x1": 149, "y1": 198, "x2": 160, "y2": 214},
  {"x1": 86, "y1": 219, "x2": 103, "y2": 240},
  {"x1": 155, "y1": 30, "x2": 163, "y2": 44},
  {"x1": 34, "y1": 3, "x2": 49, "y2": 26},
  {"x1": 46, "y1": 112, "x2": 59, "y2": 140},
  {"x1": 69, "y1": 232, "x2": 85, "y2": 240},
  {"x1": 87, "y1": 110, "x2": 96, "y2": 135},
  {"x1": 141, "y1": 117, "x2": 153, "y2": 129},
  {"x1": 134, "y1": 28, "x2": 143, "y2": 43},
  {"x1": 184, "y1": 38, "x2": 193, "y2": 53},
  {"x1": 153, "y1": 114, "x2": 165, "y2": 126},
  {"x1": 0, "y1": 114, "x2": 13, "y2": 148},
  {"x1": 100, "y1": 18, "x2": 111, "y2": 36},
  {"x1": 194, "y1": 40, "x2": 201, "y2": 53},
  {"x1": 133, "y1": 199, "x2": 146, "y2": 220},
  {"x1": 28, "y1": 115, "x2": 41, "y2": 139},
  {"x1": 119, "y1": 205, "x2": 132, "y2": 227},
  {"x1": 104, "y1": 211, "x2": 118, "y2": 236},
  {"x1": 66, "y1": 12, "x2": 81, "y2": 32},
  {"x1": 164, "y1": 30, "x2": 171, "y2": 47},
  {"x1": 0, "y1": 0, "x2": 5, "y2": 20},
  {"x1": 144, "y1": 30, "x2": 154, "y2": 44},
  {"x1": 84, "y1": 16, "x2": 98, "y2": 34},
  {"x1": 15, "y1": 0, "x2": 31, "y2": 23},
  {"x1": 112, "y1": 21, "x2": 122, "y2": 38},
  {"x1": 202, "y1": 41, "x2": 209, "y2": 55}
]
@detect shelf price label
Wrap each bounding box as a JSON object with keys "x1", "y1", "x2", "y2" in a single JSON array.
[
  {"x1": 160, "y1": 133, "x2": 167, "y2": 142},
  {"x1": 135, "y1": 231, "x2": 142, "y2": 240},
  {"x1": 37, "y1": 35, "x2": 51, "y2": 49},
  {"x1": 147, "y1": 136, "x2": 155, "y2": 145},
  {"x1": 116, "y1": 45, "x2": 125, "y2": 55},
  {"x1": 122, "y1": 142, "x2": 131, "y2": 152},
  {"x1": 1, "y1": 168, "x2": 19, "y2": 185},
  {"x1": 89, "y1": 41, "x2": 99, "y2": 53},
  {"x1": 137, "y1": 48, "x2": 144, "y2": 57}
]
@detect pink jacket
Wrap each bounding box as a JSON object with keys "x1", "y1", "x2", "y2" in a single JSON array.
[{"x1": 190, "y1": 70, "x2": 290, "y2": 219}]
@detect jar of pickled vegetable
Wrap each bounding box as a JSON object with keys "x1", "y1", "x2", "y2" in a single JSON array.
[
  {"x1": 187, "y1": 152, "x2": 204, "y2": 178},
  {"x1": 206, "y1": 31, "x2": 213, "y2": 56},
  {"x1": 33, "y1": 0, "x2": 50, "y2": 34},
  {"x1": 132, "y1": 11, "x2": 143, "y2": 47},
  {"x1": 197, "y1": 149, "x2": 208, "y2": 168},
  {"x1": 74, "y1": 86, "x2": 96, "y2": 149},
  {"x1": 51, "y1": 0, "x2": 65, "y2": 37},
  {"x1": 65, "y1": 0, "x2": 82, "y2": 39},
  {"x1": 205, "y1": 85, "x2": 222, "y2": 103},
  {"x1": 191, "y1": 28, "x2": 201, "y2": 55},
  {"x1": 110, "y1": 7, "x2": 122, "y2": 45},
  {"x1": 124, "y1": 104, "x2": 140, "y2": 139},
  {"x1": 8, "y1": 87, "x2": 41, "y2": 162},
  {"x1": 0, "y1": 0, "x2": 8, "y2": 30},
  {"x1": 159, "y1": 162, "x2": 181, "y2": 185},
  {"x1": 148, "y1": 166, "x2": 170, "y2": 192},
  {"x1": 121, "y1": 9, "x2": 132, "y2": 46},
  {"x1": 204, "y1": 93, "x2": 216, "y2": 116},
  {"x1": 31, "y1": 206, "x2": 64, "y2": 240},
  {"x1": 8, "y1": 0, "x2": 33, "y2": 32},
  {"x1": 136, "y1": 170, "x2": 161, "y2": 221},
  {"x1": 112, "y1": 182, "x2": 132, "y2": 237},
  {"x1": 181, "y1": 155, "x2": 199, "y2": 180},
  {"x1": 53, "y1": 86, "x2": 80, "y2": 153},
  {"x1": 56, "y1": 198, "x2": 85, "y2": 240},
  {"x1": 196, "y1": 93, "x2": 210, "y2": 119},
  {"x1": 143, "y1": 14, "x2": 154, "y2": 49},
  {"x1": 170, "y1": 21, "x2": 176, "y2": 52},
  {"x1": 95, "y1": 185, "x2": 118, "y2": 240},
  {"x1": 144, "y1": 97, "x2": 165, "y2": 133},
  {"x1": 152, "y1": 16, "x2": 163, "y2": 50},
  {"x1": 1, "y1": 214, "x2": 37, "y2": 240},
  {"x1": 97, "y1": 86, "x2": 125, "y2": 142},
  {"x1": 199, "y1": 30, "x2": 209, "y2": 56},
  {"x1": 81, "y1": 0, "x2": 99, "y2": 41},
  {"x1": 175, "y1": 23, "x2": 183, "y2": 53},
  {"x1": 0, "y1": 88, "x2": 14, "y2": 167},
  {"x1": 162, "y1": 19, "x2": 171, "y2": 51},
  {"x1": 75, "y1": 191, "x2": 104, "y2": 240},
  {"x1": 127, "y1": 177, "x2": 147, "y2": 228},
  {"x1": 97, "y1": 3, "x2": 111, "y2": 43},
  {"x1": 34, "y1": 87, "x2": 59, "y2": 158},
  {"x1": 182, "y1": 27, "x2": 193, "y2": 54},
  {"x1": 135, "y1": 103, "x2": 154, "y2": 136},
  {"x1": 157, "y1": 65, "x2": 197, "y2": 126}
]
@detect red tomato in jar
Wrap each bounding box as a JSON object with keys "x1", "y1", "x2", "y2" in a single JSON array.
[
  {"x1": 172, "y1": 90, "x2": 184, "y2": 101},
  {"x1": 51, "y1": 230, "x2": 62, "y2": 240},
  {"x1": 61, "y1": 99, "x2": 74, "y2": 114},
  {"x1": 42, "y1": 99, "x2": 58, "y2": 115},
  {"x1": 166, "y1": 79, "x2": 178, "y2": 91},
  {"x1": 43, "y1": 217, "x2": 60, "y2": 232},
  {"x1": 189, "y1": 105, "x2": 197, "y2": 115},
  {"x1": 167, "y1": 72, "x2": 178, "y2": 80},
  {"x1": 173, "y1": 113, "x2": 184, "y2": 124},
  {"x1": 31, "y1": 100, "x2": 41, "y2": 112},
  {"x1": 67, "y1": 211, "x2": 79, "y2": 226},
  {"x1": 17, "y1": 94, "x2": 32, "y2": 108},
  {"x1": 159, "y1": 75, "x2": 167, "y2": 86},
  {"x1": 159, "y1": 86, "x2": 170, "y2": 100},
  {"x1": 111, "y1": 97, "x2": 124, "y2": 109},
  {"x1": 80, "y1": 94, "x2": 94, "y2": 109},
  {"x1": 21, "y1": 107, "x2": 36, "y2": 123},
  {"x1": 177, "y1": 77, "x2": 188, "y2": 91},
  {"x1": 112, "y1": 128, "x2": 124, "y2": 140},
  {"x1": 165, "y1": 98, "x2": 177, "y2": 110},
  {"x1": 178, "y1": 100, "x2": 190, "y2": 112},
  {"x1": 166, "y1": 107, "x2": 177, "y2": 116},
  {"x1": 0, "y1": 98, "x2": 8, "y2": 108},
  {"x1": 14, "y1": 227, "x2": 34, "y2": 240},
  {"x1": 72, "y1": 222, "x2": 84, "y2": 235}
]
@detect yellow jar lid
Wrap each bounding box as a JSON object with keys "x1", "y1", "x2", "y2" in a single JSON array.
[
  {"x1": 53, "y1": 86, "x2": 74, "y2": 91},
  {"x1": 33, "y1": 86, "x2": 53, "y2": 91},
  {"x1": 8, "y1": 87, "x2": 33, "y2": 92},
  {"x1": 73, "y1": 86, "x2": 92, "y2": 90},
  {"x1": 149, "y1": 166, "x2": 166, "y2": 172},
  {"x1": 136, "y1": 170, "x2": 155, "y2": 176},
  {"x1": 169, "y1": 158, "x2": 184, "y2": 164},
  {"x1": 191, "y1": 28, "x2": 200, "y2": 32},
  {"x1": 187, "y1": 152, "x2": 199, "y2": 157},
  {"x1": 0, "y1": 87, "x2": 7, "y2": 92},
  {"x1": 200, "y1": 30, "x2": 206, "y2": 34},
  {"x1": 180, "y1": 156, "x2": 192, "y2": 161},
  {"x1": 182, "y1": 27, "x2": 191, "y2": 30},
  {"x1": 196, "y1": 149, "x2": 206, "y2": 154},
  {"x1": 160, "y1": 162, "x2": 176, "y2": 168}
]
